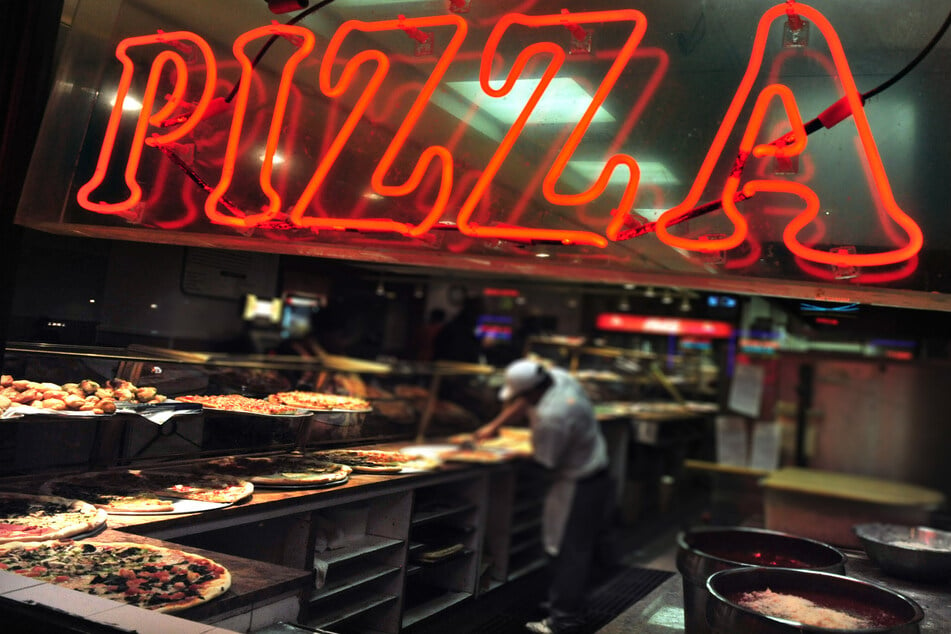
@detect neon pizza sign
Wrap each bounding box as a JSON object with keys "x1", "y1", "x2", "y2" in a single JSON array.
[{"x1": 76, "y1": 2, "x2": 922, "y2": 275}]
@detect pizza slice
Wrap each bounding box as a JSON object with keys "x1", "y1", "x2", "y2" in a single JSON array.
[{"x1": 0, "y1": 492, "x2": 108, "y2": 543}]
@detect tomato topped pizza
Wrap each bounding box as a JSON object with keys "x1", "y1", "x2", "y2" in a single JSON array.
[
  {"x1": 176, "y1": 394, "x2": 305, "y2": 416},
  {"x1": 136, "y1": 472, "x2": 255, "y2": 505},
  {"x1": 40, "y1": 470, "x2": 253, "y2": 514},
  {"x1": 196, "y1": 455, "x2": 352, "y2": 488},
  {"x1": 0, "y1": 540, "x2": 230, "y2": 613},
  {"x1": 0, "y1": 492, "x2": 108, "y2": 544},
  {"x1": 268, "y1": 391, "x2": 372, "y2": 412},
  {"x1": 311, "y1": 449, "x2": 441, "y2": 473}
]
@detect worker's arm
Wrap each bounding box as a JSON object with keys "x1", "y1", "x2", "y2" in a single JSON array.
[{"x1": 473, "y1": 397, "x2": 529, "y2": 441}]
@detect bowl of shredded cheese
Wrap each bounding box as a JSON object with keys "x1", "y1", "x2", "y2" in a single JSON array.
[{"x1": 706, "y1": 567, "x2": 924, "y2": 633}]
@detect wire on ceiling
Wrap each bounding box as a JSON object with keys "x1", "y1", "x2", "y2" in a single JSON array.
[{"x1": 223, "y1": 0, "x2": 338, "y2": 104}]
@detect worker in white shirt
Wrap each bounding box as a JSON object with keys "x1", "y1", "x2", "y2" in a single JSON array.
[{"x1": 476, "y1": 358, "x2": 611, "y2": 634}]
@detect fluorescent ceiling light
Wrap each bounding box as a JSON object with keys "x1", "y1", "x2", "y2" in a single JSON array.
[
  {"x1": 633, "y1": 208, "x2": 669, "y2": 221},
  {"x1": 446, "y1": 78, "x2": 616, "y2": 126},
  {"x1": 569, "y1": 160, "x2": 678, "y2": 186},
  {"x1": 259, "y1": 151, "x2": 285, "y2": 165},
  {"x1": 110, "y1": 94, "x2": 142, "y2": 112}
]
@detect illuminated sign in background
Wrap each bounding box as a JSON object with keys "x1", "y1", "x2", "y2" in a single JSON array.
[{"x1": 17, "y1": 0, "x2": 947, "y2": 300}]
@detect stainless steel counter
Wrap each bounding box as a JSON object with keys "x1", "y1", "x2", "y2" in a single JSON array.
[{"x1": 601, "y1": 552, "x2": 951, "y2": 632}]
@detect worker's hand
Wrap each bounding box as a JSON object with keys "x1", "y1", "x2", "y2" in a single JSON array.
[{"x1": 472, "y1": 424, "x2": 500, "y2": 442}]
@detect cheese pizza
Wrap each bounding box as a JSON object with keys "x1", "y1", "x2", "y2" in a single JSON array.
[
  {"x1": 268, "y1": 391, "x2": 372, "y2": 412},
  {"x1": 176, "y1": 394, "x2": 305, "y2": 416}
]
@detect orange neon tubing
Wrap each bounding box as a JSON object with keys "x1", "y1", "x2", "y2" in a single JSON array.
[
  {"x1": 204, "y1": 24, "x2": 314, "y2": 228},
  {"x1": 578, "y1": 46, "x2": 668, "y2": 228},
  {"x1": 289, "y1": 15, "x2": 467, "y2": 236},
  {"x1": 655, "y1": 3, "x2": 922, "y2": 268},
  {"x1": 286, "y1": 40, "x2": 397, "y2": 231},
  {"x1": 715, "y1": 83, "x2": 808, "y2": 251},
  {"x1": 767, "y1": 47, "x2": 905, "y2": 251},
  {"x1": 77, "y1": 31, "x2": 216, "y2": 215},
  {"x1": 457, "y1": 10, "x2": 647, "y2": 247},
  {"x1": 853, "y1": 136, "x2": 907, "y2": 249},
  {"x1": 540, "y1": 11, "x2": 647, "y2": 242},
  {"x1": 795, "y1": 255, "x2": 919, "y2": 284}
]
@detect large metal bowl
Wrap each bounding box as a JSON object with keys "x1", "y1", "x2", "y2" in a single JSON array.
[
  {"x1": 677, "y1": 526, "x2": 847, "y2": 634},
  {"x1": 854, "y1": 523, "x2": 951, "y2": 582},
  {"x1": 706, "y1": 567, "x2": 924, "y2": 634}
]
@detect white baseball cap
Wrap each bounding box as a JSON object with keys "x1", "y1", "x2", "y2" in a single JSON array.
[{"x1": 498, "y1": 359, "x2": 548, "y2": 401}]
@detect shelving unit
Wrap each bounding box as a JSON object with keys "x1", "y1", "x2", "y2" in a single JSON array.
[
  {"x1": 306, "y1": 491, "x2": 412, "y2": 633},
  {"x1": 401, "y1": 473, "x2": 488, "y2": 629},
  {"x1": 480, "y1": 469, "x2": 516, "y2": 592},
  {"x1": 307, "y1": 590, "x2": 400, "y2": 632},
  {"x1": 507, "y1": 463, "x2": 549, "y2": 582}
]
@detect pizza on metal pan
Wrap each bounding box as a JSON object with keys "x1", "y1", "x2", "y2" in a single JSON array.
[{"x1": 268, "y1": 391, "x2": 371, "y2": 411}]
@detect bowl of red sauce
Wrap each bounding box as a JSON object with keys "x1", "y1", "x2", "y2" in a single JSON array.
[{"x1": 677, "y1": 526, "x2": 847, "y2": 634}]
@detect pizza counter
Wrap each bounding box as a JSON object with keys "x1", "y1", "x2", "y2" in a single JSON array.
[
  {"x1": 0, "y1": 447, "x2": 546, "y2": 633},
  {"x1": 103, "y1": 459, "x2": 504, "y2": 539},
  {"x1": 0, "y1": 527, "x2": 314, "y2": 633}
]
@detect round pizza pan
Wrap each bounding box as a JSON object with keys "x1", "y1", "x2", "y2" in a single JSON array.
[
  {"x1": 104, "y1": 498, "x2": 233, "y2": 516},
  {"x1": 251, "y1": 475, "x2": 350, "y2": 490},
  {"x1": 68, "y1": 521, "x2": 109, "y2": 540},
  {"x1": 200, "y1": 406, "x2": 314, "y2": 419}
]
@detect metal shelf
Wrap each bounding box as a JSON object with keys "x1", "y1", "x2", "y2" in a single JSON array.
[
  {"x1": 311, "y1": 563, "x2": 400, "y2": 600},
  {"x1": 316, "y1": 535, "x2": 403, "y2": 567},
  {"x1": 401, "y1": 591, "x2": 471, "y2": 628}
]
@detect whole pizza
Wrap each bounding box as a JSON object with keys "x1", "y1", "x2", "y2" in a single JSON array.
[
  {"x1": 442, "y1": 448, "x2": 511, "y2": 463},
  {"x1": 0, "y1": 540, "x2": 230, "y2": 613},
  {"x1": 176, "y1": 394, "x2": 306, "y2": 416},
  {"x1": 197, "y1": 455, "x2": 352, "y2": 488},
  {"x1": 268, "y1": 391, "x2": 372, "y2": 412},
  {"x1": 0, "y1": 492, "x2": 108, "y2": 544},
  {"x1": 311, "y1": 449, "x2": 440, "y2": 473},
  {"x1": 41, "y1": 470, "x2": 254, "y2": 514}
]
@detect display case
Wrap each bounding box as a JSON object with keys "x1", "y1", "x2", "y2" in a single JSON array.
[{"x1": 0, "y1": 342, "x2": 504, "y2": 475}]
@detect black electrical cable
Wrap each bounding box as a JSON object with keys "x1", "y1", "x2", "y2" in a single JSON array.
[
  {"x1": 223, "y1": 0, "x2": 338, "y2": 104},
  {"x1": 862, "y1": 7, "x2": 951, "y2": 102},
  {"x1": 802, "y1": 6, "x2": 951, "y2": 135}
]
